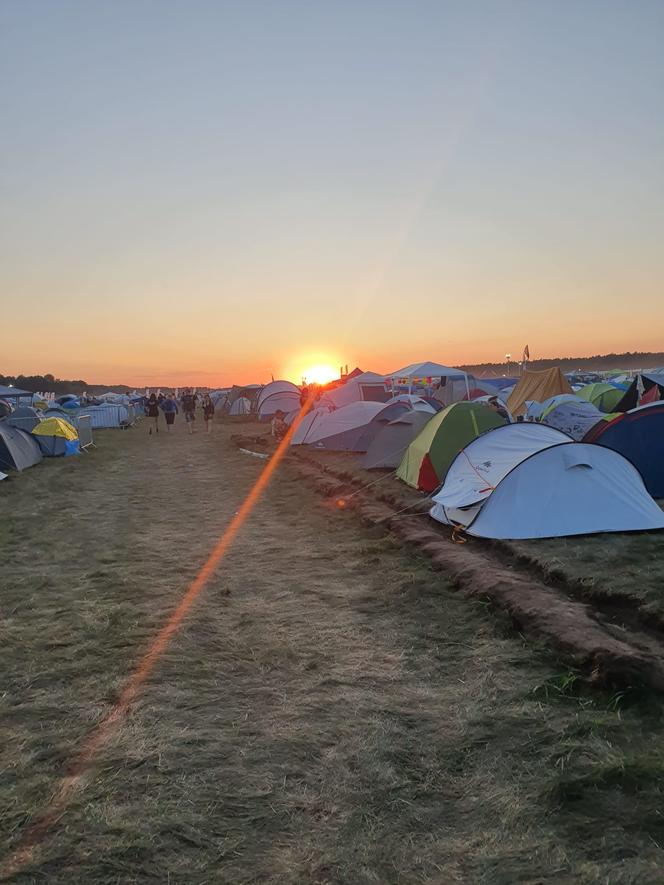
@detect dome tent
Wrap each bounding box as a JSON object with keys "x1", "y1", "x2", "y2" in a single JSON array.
[
  {"x1": 432, "y1": 442, "x2": 664, "y2": 540},
  {"x1": 430, "y1": 423, "x2": 573, "y2": 528},
  {"x1": 577, "y1": 383, "x2": 625, "y2": 413},
  {"x1": 0, "y1": 424, "x2": 43, "y2": 471},
  {"x1": 229, "y1": 397, "x2": 251, "y2": 416},
  {"x1": 397, "y1": 402, "x2": 506, "y2": 492},
  {"x1": 361, "y1": 411, "x2": 434, "y2": 470},
  {"x1": 584, "y1": 402, "x2": 664, "y2": 498},
  {"x1": 6, "y1": 406, "x2": 41, "y2": 432},
  {"x1": 32, "y1": 417, "x2": 79, "y2": 456},
  {"x1": 257, "y1": 381, "x2": 301, "y2": 419},
  {"x1": 540, "y1": 398, "x2": 606, "y2": 441}
]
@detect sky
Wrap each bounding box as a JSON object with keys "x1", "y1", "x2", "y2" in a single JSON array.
[{"x1": 1, "y1": 1, "x2": 663, "y2": 386}]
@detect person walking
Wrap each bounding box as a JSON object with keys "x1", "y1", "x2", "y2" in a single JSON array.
[
  {"x1": 182, "y1": 388, "x2": 196, "y2": 433},
  {"x1": 161, "y1": 393, "x2": 178, "y2": 432},
  {"x1": 146, "y1": 393, "x2": 160, "y2": 434},
  {"x1": 202, "y1": 393, "x2": 215, "y2": 433}
]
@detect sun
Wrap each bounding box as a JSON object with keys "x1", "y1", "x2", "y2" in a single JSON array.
[{"x1": 302, "y1": 364, "x2": 338, "y2": 385}]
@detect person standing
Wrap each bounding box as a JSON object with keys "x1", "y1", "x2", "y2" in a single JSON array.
[
  {"x1": 182, "y1": 388, "x2": 196, "y2": 434},
  {"x1": 202, "y1": 394, "x2": 215, "y2": 433},
  {"x1": 146, "y1": 393, "x2": 160, "y2": 434},
  {"x1": 162, "y1": 393, "x2": 178, "y2": 432}
]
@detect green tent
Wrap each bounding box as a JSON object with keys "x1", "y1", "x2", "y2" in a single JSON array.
[
  {"x1": 397, "y1": 402, "x2": 506, "y2": 492},
  {"x1": 577, "y1": 383, "x2": 624, "y2": 413}
]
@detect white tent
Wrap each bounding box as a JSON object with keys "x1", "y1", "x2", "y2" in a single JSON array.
[
  {"x1": 431, "y1": 423, "x2": 571, "y2": 524},
  {"x1": 229, "y1": 397, "x2": 251, "y2": 416},
  {"x1": 540, "y1": 398, "x2": 605, "y2": 441},
  {"x1": 384, "y1": 360, "x2": 471, "y2": 402},
  {"x1": 289, "y1": 406, "x2": 331, "y2": 444},
  {"x1": 318, "y1": 372, "x2": 387, "y2": 409},
  {"x1": 431, "y1": 438, "x2": 664, "y2": 539},
  {"x1": 257, "y1": 381, "x2": 300, "y2": 416},
  {"x1": 298, "y1": 401, "x2": 386, "y2": 451}
]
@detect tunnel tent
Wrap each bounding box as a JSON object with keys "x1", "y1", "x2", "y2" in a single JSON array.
[
  {"x1": 257, "y1": 381, "x2": 300, "y2": 410},
  {"x1": 258, "y1": 389, "x2": 302, "y2": 420},
  {"x1": 506, "y1": 367, "x2": 573, "y2": 417},
  {"x1": 583, "y1": 402, "x2": 664, "y2": 498},
  {"x1": 300, "y1": 401, "x2": 387, "y2": 451},
  {"x1": 361, "y1": 410, "x2": 434, "y2": 470},
  {"x1": 0, "y1": 424, "x2": 43, "y2": 471},
  {"x1": 432, "y1": 442, "x2": 664, "y2": 540},
  {"x1": 397, "y1": 401, "x2": 507, "y2": 492},
  {"x1": 577, "y1": 383, "x2": 625, "y2": 413}
]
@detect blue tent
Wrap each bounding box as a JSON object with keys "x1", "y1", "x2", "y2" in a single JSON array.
[{"x1": 585, "y1": 403, "x2": 664, "y2": 498}]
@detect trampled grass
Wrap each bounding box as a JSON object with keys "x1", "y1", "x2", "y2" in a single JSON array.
[{"x1": 2, "y1": 421, "x2": 664, "y2": 882}]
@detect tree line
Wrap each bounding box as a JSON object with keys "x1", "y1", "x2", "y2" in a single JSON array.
[
  {"x1": 0, "y1": 373, "x2": 132, "y2": 396},
  {"x1": 460, "y1": 351, "x2": 664, "y2": 376}
]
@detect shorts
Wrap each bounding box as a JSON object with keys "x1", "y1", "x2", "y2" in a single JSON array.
[
  {"x1": 185, "y1": 410, "x2": 196, "y2": 422},
  {"x1": 165, "y1": 412, "x2": 175, "y2": 425}
]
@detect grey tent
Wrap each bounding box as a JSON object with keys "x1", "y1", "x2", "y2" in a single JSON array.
[
  {"x1": 361, "y1": 411, "x2": 433, "y2": 470},
  {"x1": 0, "y1": 424, "x2": 43, "y2": 471},
  {"x1": 6, "y1": 406, "x2": 41, "y2": 432}
]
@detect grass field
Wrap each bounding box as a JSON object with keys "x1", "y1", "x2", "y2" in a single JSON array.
[{"x1": 2, "y1": 419, "x2": 664, "y2": 883}]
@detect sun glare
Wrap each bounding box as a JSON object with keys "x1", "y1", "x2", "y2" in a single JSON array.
[{"x1": 302, "y1": 364, "x2": 338, "y2": 385}]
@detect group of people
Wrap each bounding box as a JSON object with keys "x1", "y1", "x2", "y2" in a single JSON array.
[{"x1": 144, "y1": 389, "x2": 215, "y2": 435}]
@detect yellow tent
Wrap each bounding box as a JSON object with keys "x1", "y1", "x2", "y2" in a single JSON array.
[
  {"x1": 507, "y1": 367, "x2": 573, "y2": 417},
  {"x1": 32, "y1": 417, "x2": 78, "y2": 440}
]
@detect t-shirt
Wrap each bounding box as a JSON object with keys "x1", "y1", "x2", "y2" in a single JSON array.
[{"x1": 182, "y1": 395, "x2": 195, "y2": 413}]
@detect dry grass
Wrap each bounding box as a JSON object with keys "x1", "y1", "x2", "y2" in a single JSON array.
[{"x1": 2, "y1": 421, "x2": 664, "y2": 883}]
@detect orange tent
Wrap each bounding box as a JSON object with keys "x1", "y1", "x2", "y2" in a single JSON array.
[{"x1": 507, "y1": 367, "x2": 573, "y2": 417}]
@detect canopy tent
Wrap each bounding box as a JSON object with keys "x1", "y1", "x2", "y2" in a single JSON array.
[
  {"x1": 431, "y1": 442, "x2": 664, "y2": 539},
  {"x1": 0, "y1": 425, "x2": 43, "y2": 471},
  {"x1": 361, "y1": 411, "x2": 434, "y2": 470},
  {"x1": 384, "y1": 361, "x2": 471, "y2": 403},
  {"x1": 0, "y1": 385, "x2": 33, "y2": 404},
  {"x1": 577, "y1": 383, "x2": 625, "y2": 413},
  {"x1": 397, "y1": 402, "x2": 506, "y2": 492},
  {"x1": 584, "y1": 402, "x2": 664, "y2": 498},
  {"x1": 318, "y1": 372, "x2": 388, "y2": 409},
  {"x1": 614, "y1": 373, "x2": 664, "y2": 412},
  {"x1": 506, "y1": 367, "x2": 573, "y2": 417},
  {"x1": 6, "y1": 406, "x2": 41, "y2": 432},
  {"x1": 32, "y1": 417, "x2": 79, "y2": 456},
  {"x1": 298, "y1": 401, "x2": 386, "y2": 451},
  {"x1": 540, "y1": 398, "x2": 606, "y2": 441},
  {"x1": 430, "y1": 423, "x2": 572, "y2": 526},
  {"x1": 229, "y1": 397, "x2": 251, "y2": 416}
]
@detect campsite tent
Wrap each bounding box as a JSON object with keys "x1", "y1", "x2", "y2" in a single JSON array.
[
  {"x1": 229, "y1": 397, "x2": 251, "y2": 416},
  {"x1": 397, "y1": 402, "x2": 507, "y2": 492},
  {"x1": 318, "y1": 372, "x2": 388, "y2": 409},
  {"x1": 361, "y1": 411, "x2": 434, "y2": 470},
  {"x1": 539, "y1": 398, "x2": 605, "y2": 441},
  {"x1": 577, "y1": 383, "x2": 625, "y2": 413},
  {"x1": 0, "y1": 424, "x2": 43, "y2": 471},
  {"x1": 614, "y1": 373, "x2": 664, "y2": 412},
  {"x1": 32, "y1": 417, "x2": 79, "y2": 456},
  {"x1": 351, "y1": 402, "x2": 418, "y2": 452},
  {"x1": 0, "y1": 385, "x2": 33, "y2": 406},
  {"x1": 298, "y1": 401, "x2": 387, "y2": 451},
  {"x1": 583, "y1": 402, "x2": 664, "y2": 498},
  {"x1": 431, "y1": 441, "x2": 664, "y2": 539},
  {"x1": 430, "y1": 423, "x2": 573, "y2": 527},
  {"x1": 257, "y1": 381, "x2": 301, "y2": 419},
  {"x1": 506, "y1": 367, "x2": 573, "y2": 417},
  {"x1": 6, "y1": 406, "x2": 41, "y2": 432},
  {"x1": 384, "y1": 361, "x2": 471, "y2": 404}
]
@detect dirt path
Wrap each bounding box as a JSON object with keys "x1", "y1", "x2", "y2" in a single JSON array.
[{"x1": 2, "y1": 421, "x2": 664, "y2": 883}]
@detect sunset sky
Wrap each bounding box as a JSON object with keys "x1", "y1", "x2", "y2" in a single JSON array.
[{"x1": 2, "y1": 1, "x2": 663, "y2": 386}]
